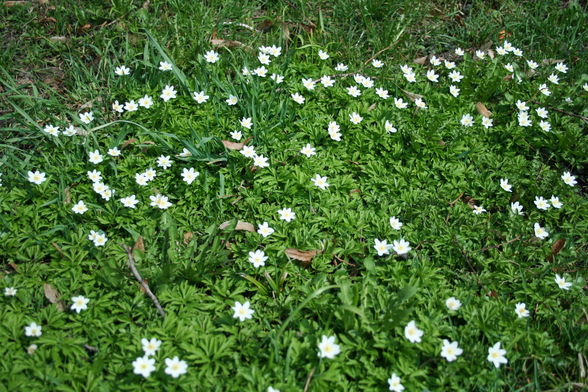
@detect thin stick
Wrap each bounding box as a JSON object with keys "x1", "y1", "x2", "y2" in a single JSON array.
[
  {"x1": 303, "y1": 366, "x2": 316, "y2": 392},
  {"x1": 121, "y1": 244, "x2": 165, "y2": 318},
  {"x1": 364, "y1": 40, "x2": 400, "y2": 66},
  {"x1": 478, "y1": 236, "x2": 523, "y2": 252},
  {"x1": 531, "y1": 101, "x2": 588, "y2": 122}
]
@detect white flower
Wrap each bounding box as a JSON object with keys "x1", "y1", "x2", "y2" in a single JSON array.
[
  {"x1": 226, "y1": 95, "x2": 238, "y2": 105},
  {"x1": 500, "y1": 178, "x2": 512, "y2": 192},
  {"x1": 240, "y1": 145, "x2": 256, "y2": 158},
  {"x1": 164, "y1": 357, "x2": 188, "y2": 378},
  {"x1": 482, "y1": 116, "x2": 493, "y2": 128},
  {"x1": 25, "y1": 322, "x2": 42, "y2": 337},
  {"x1": 534, "y1": 196, "x2": 550, "y2": 210},
  {"x1": 561, "y1": 172, "x2": 577, "y2": 186},
  {"x1": 248, "y1": 250, "x2": 268, "y2": 268},
  {"x1": 181, "y1": 168, "x2": 200, "y2": 184},
  {"x1": 539, "y1": 83, "x2": 551, "y2": 96},
  {"x1": 403, "y1": 72, "x2": 416, "y2": 83},
  {"x1": 385, "y1": 121, "x2": 397, "y2": 133},
  {"x1": 512, "y1": 48, "x2": 523, "y2": 57},
  {"x1": 79, "y1": 111, "x2": 94, "y2": 124},
  {"x1": 414, "y1": 98, "x2": 427, "y2": 109},
  {"x1": 404, "y1": 320, "x2": 423, "y2": 343},
  {"x1": 240, "y1": 117, "x2": 253, "y2": 129},
  {"x1": 536, "y1": 107, "x2": 548, "y2": 118},
  {"x1": 527, "y1": 60, "x2": 539, "y2": 70},
  {"x1": 361, "y1": 77, "x2": 374, "y2": 88},
  {"x1": 268, "y1": 387, "x2": 280, "y2": 392},
  {"x1": 100, "y1": 189, "x2": 113, "y2": 201},
  {"x1": 43, "y1": 124, "x2": 59, "y2": 136},
  {"x1": 389, "y1": 216, "x2": 402, "y2": 230},
  {"x1": 291, "y1": 92, "x2": 305, "y2": 104},
  {"x1": 455, "y1": 47, "x2": 465, "y2": 56},
  {"x1": 449, "y1": 85, "x2": 460, "y2": 97},
  {"x1": 518, "y1": 111, "x2": 532, "y2": 127},
  {"x1": 253, "y1": 154, "x2": 269, "y2": 168},
  {"x1": 242, "y1": 67, "x2": 251, "y2": 76},
  {"x1": 392, "y1": 239, "x2": 411, "y2": 255},
  {"x1": 270, "y1": 73, "x2": 284, "y2": 84},
  {"x1": 192, "y1": 91, "x2": 209, "y2": 104},
  {"x1": 63, "y1": 125, "x2": 77, "y2": 136},
  {"x1": 426, "y1": 69, "x2": 439, "y2": 82},
  {"x1": 460, "y1": 114, "x2": 474, "y2": 127},
  {"x1": 258, "y1": 52, "x2": 271, "y2": 65},
  {"x1": 510, "y1": 201, "x2": 524, "y2": 216},
  {"x1": 302, "y1": 78, "x2": 316, "y2": 90},
  {"x1": 135, "y1": 173, "x2": 149, "y2": 186},
  {"x1": 430, "y1": 56, "x2": 441, "y2": 66},
  {"x1": 328, "y1": 121, "x2": 341, "y2": 141},
  {"x1": 318, "y1": 50, "x2": 329, "y2": 60},
  {"x1": 92, "y1": 182, "x2": 108, "y2": 194},
  {"x1": 445, "y1": 297, "x2": 462, "y2": 311},
  {"x1": 320, "y1": 75, "x2": 335, "y2": 87},
  {"x1": 496, "y1": 46, "x2": 507, "y2": 56},
  {"x1": 473, "y1": 205, "x2": 486, "y2": 214},
  {"x1": 475, "y1": 50, "x2": 486, "y2": 59},
  {"x1": 537, "y1": 120, "x2": 551, "y2": 132},
  {"x1": 70, "y1": 295, "x2": 89, "y2": 313},
  {"x1": 4, "y1": 287, "x2": 17, "y2": 296},
  {"x1": 142, "y1": 338, "x2": 162, "y2": 356},
  {"x1": 335, "y1": 63, "x2": 348, "y2": 71},
  {"x1": 179, "y1": 148, "x2": 192, "y2": 157},
  {"x1": 112, "y1": 100, "x2": 124, "y2": 113},
  {"x1": 555, "y1": 274, "x2": 572, "y2": 290},
  {"x1": 253, "y1": 66, "x2": 268, "y2": 77},
  {"x1": 86, "y1": 170, "x2": 101, "y2": 183},
  {"x1": 504, "y1": 63, "x2": 514, "y2": 73},
  {"x1": 347, "y1": 85, "x2": 361, "y2": 97},
  {"x1": 115, "y1": 65, "x2": 130, "y2": 76},
  {"x1": 374, "y1": 238, "x2": 392, "y2": 256},
  {"x1": 318, "y1": 335, "x2": 340, "y2": 359},
  {"x1": 554, "y1": 62, "x2": 568, "y2": 73},
  {"x1": 124, "y1": 100, "x2": 138, "y2": 112},
  {"x1": 583, "y1": 83, "x2": 588, "y2": 92},
  {"x1": 108, "y1": 147, "x2": 121, "y2": 157},
  {"x1": 503, "y1": 40, "x2": 514, "y2": 51},
  {"x1": 300, "y1": 143, "x2": 316, "y2": 157},
  {"x1": 204, "y1": 50, "x2": 219, "y2": 63},
  {"x1": 232, "y1": 301, "x2": 254, "y2": 321},
  {"x1": 487, "y1": 342, "x2": 508, "y2": 368},
  {"x1": 547, "y1": 73, "x2": 559, "y2": 84},
  {"x1": 160, "y1": 85, "x2": 177, "y2": 102},
  {"x1": 349, "y1": 112, "x2": 363, "y2": 124},
  {"x1": 550, "y1": 195, "x2": 562, "y2": 209},
  {"x1": 72, "y1": 200, "x2": 88, "y2": 214},
  {"x1": 387, "y1": 373, "x2": 404, "y2": 392},
  {"x1": 28, "y1": 170, "x2": 46, "y2": 185},
  {"x1": 444, "y1": 60, "x2": 456, "y2": 69},
  {"x1": 311, "y1": 174, "x2": 329, "y2": 190},
  {"x1": 372, "y1": 59, "x2": 384, "y2": 68},
  {"x1": 257, "y1": 222, "x2": 274, "y2": 237},
  {"x1": 89, "y1": 150, "x2": 103, "y2": 164},
  {"x1": 159, "y1": 61, "x2": 172, "y2": 71},
  {"x1": 441, "y1": 340, "x2": 463, "y2": 362},
  {"x1": 448, "y1": 70, "x2": 463, "y2": 82},
  {"x1": 138, "y1": 95, "x2": 154, "y2": 109},
  {"x1": 120, "y1": 195, "x2": 139, "y2": 208},
  {"x1": 533, "y1": 222, "x2": 549, "y2": 239},
  {"x1": 156, "y1": 155, "x2": 173, "y2": 170},
  {"x1": 515, "y1": 302, "x2": 529, "y2": 318},
  {"x1": 149, "y1": 194, "x2": 172, "y2": 210},
  {"x1": 376, "y1": 87, "x2": 389, "y2": 99},
  {"x1": 277, "y1": 208, "x2": 295, "y2": 222},
  {"x1": 93, "y1": 233, "x2": 108, "y2": 247},
  {"x1": 515, "y1": 100, "x2": 528, "y2": 111},
  {"x1": 230, "y1": 130, "x2": 242, "y2": 140}
]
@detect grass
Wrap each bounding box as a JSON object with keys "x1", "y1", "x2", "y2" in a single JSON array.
[{"x1": 1, "y1": 0, "x2": 587, "y2": 391}]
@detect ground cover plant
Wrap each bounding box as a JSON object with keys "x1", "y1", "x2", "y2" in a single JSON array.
[{"x1": 1, "y1": 1, "x2": 587, "y2": 391}]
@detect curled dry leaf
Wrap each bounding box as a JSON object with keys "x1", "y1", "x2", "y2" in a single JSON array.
[
  {"x1": 475, "y1": 102, "x2": 492, "y2": 117},
  {"x1": 367, "y1": 102, "x2": 377, "y2": 111},
  {"x1": 43, "y1": 283, "x2": 65, "y2": 311},
  {"x1": 210, "y1": 37, "x2": 247, "y2": 48},
  {"x1": 133, "y1": 236, "x2": 145, "y2": 252},
  {"x1": 183, "y1": 232, "x2": 193, "y2": 245},
  {"x1": 222, "y1": 136, "x2": 253, "y2": 150},
  {"x1": 219, "y1": 220, "x2": 255, "y2": 232},
  {"x1": 547, "y1": 238, "x2": 566, "y2": 261},
  {"x1": 121, "y1": 138, "x2": 138, "y2": 149},
  {"x1": 49, "y1": 36, "x2": 68, "y2": 43},
  {"x1": 284, "y1": 248, "x2": 321, "y2": 267},
  {"x1": 413, "y1": 56, "x2": 427, "y2": 65},
  {"x1": 402, "y1": 89, "x2": 423, "y2": 102}
]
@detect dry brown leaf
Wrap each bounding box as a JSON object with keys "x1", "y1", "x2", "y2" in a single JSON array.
[
  {"x1": 211, "y1": 37, "x2": 246, "y2": 48},
  {"x1": 402, "y1": 89, "x2": 423, "y2": 102},
  {"x1": 3, "y1": 1, "x2": 28, "y2": 6},
  {"x1": 413, "y1": 56, "x2": 427, "y2": 65},
  {"x1": 64, "y1": 187, "x2": 71, "y2": 204},
  {"x1": 475, "y1": 102, "x2": 492, "y2": 117},
  {"x1": 43, "y1": 283, "x2": 65, "y2": 311},
  {"x1": 133, "y1": 236, "x2": 145, "y2": 252},
  {"x1": 542, "y1": 59, "x2": 564, "y2": 65},
  {"x1": 8, "y1": 262, "x2": 18, "y2": 272},
  {"x1": 487, "y1": 49, "x2": 495, "y2": 59},
  {"x1": 49, "y1": 36, "x2": 67, "y2": 42},
  {"x1": 121, "y1": 138, "x2": 138, "y2": 148},
  {"x1": 284, "y1": 248, "x2": 319, "y2": 266},
  {"x1": 503, "y1": 74, "x2": 513, "y2": 81},
  {"x1": 256, "y1": 20, "x2": 273, "y2": 33},
  {"x1": 219, "y1": 220, "x2": 255, "y2": 232},
  {"x1": 367, "y1": 102, "x2": 377, "y2": 111},
  {"x1": 183, "y1": 232, "x2": 193, "y2": 245},
  {"x1": 547, "y1": 238, "x2": 566, "y2": 261},
  {"x1": 222, "y1": 136, "x2": 252, "y2": 150}
]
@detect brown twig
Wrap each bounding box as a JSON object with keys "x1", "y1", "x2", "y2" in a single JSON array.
[
  {"x1": 531, "y1": 101, "x2": 588, "y2": 122},
  {"x1": 449, "y1": 192, "x2": 465, "y2": 207},
  {"x1": 364, "y1": 41, "x2": 400, "y2": 66},
  {"x1": 478, "y1": 236, "x2": 523, "y2": 252},
  {"x1": 303, "y1": 366, "x2": 316, "y2": 392},
  {"x1": 121, "y1": 244, "x2": 165, "y2": 318}
]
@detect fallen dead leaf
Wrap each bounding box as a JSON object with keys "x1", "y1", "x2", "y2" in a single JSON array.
[
  {"x1": 43, "y1": 283, "x2": 65, "y2": 311},
  {"x1": 367, "y1": 102, "x2": 377, "y2": 111},
  {"x1": 222, "y1": 136, "x2": 252, "y2": 150},
  {"x1": 211, "y1": 36, "x2": 247, "y2": 48},
  {"x1": 475, "y1": 102, "x2": 492, "y2": 117},
  {"x1": 284, "y1": 248, "x2": 320, "y2": 267},
  {"x1": 49, "y1": 36, "x2": 68, "y2": 43},
  {"x1": 402, "y1": 89, "x2": 424, "y2": 102},
  {"x1": 133, "y1": 236, "x2": 145, "y2": 252},
  {"x1": 547, "y1": 238, "x2": 566, "y2": 261},
  {"x1": 183, "y1": 232, "x2": 193, "y2": 245},
  {"x1": 413, "y1": 56, "x2": 427, "y2": 65},
  {"x1": 121, "y1": 138, "x2": 138, "y2": 149},
  {"x1": 64, "y1": 187, "x2": 71, "y2": 204},
  {"x1": 219, "y1": 220, "x2": 255, "y2": 232}
]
